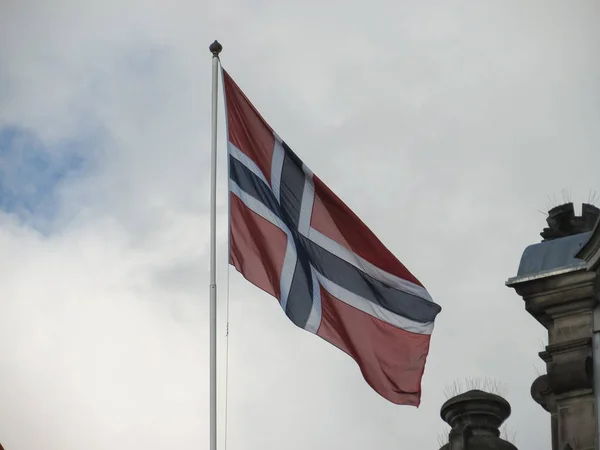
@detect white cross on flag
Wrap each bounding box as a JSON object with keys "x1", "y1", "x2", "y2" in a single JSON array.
[{"x1": 223, "y1": 69, "x2": 441, "y2": 406}]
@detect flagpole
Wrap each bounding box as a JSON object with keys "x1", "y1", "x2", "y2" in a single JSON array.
[{"x1": 209, "y1": 39, "x2": 222, "y2": 450}]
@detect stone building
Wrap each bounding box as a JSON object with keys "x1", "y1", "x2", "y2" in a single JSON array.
[
  {"x1": 506, "y1": 203, "x2": 600, "y2": 450},
  {"x1": 438, "y1": 202, "x2": 600, "y2": 450}
]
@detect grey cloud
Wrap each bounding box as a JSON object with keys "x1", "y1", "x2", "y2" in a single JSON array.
[{"x1": 1, "y1": 0, "x2": 599, "y2": 449}]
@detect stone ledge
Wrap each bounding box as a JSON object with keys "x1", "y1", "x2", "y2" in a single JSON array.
[{"x1": 542, "y1": 337, "x2": 592, "y2": 356}]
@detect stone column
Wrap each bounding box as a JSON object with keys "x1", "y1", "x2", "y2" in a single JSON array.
[
  {"x1": 510, "y1": 271, "x2": 596, "y2": 450},
  {"x1": 438, "y1": 390, "x2": 517, "y2": 450},
  {"x1": 507, "y1": 202, "x2": 600, "y2": 450}
]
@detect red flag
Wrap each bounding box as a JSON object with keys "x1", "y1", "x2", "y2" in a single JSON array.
[{"x1": 223, "y1": 69, "x2": 441, "y2": 406}]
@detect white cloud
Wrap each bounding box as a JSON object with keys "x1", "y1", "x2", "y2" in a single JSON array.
[{"x1": 1, "y1": 0, "x2": 599, "y2": 449}]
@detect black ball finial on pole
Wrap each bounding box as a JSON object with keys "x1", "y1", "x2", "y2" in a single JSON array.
[{"x1": 209, "y1": 40, "x2": 223, "y2": 56}]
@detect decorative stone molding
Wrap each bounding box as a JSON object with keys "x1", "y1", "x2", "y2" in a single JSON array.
[
  {"x1": 531, "y1": 374, "x2": 555, "y2": 412},
  {"x1": 509, "y1": 271, "x2": 596, "y2": 328},
  {"x1": 538, "y1": 337, "x2": 593, "y2": 393},
  {"x1": 439, "y1": 390, "x2": 517, "y2": 450}
]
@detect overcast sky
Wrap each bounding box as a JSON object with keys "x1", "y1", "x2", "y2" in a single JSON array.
[{"x1": 1, "y1": 1, "x2": 599, "y2": 449}]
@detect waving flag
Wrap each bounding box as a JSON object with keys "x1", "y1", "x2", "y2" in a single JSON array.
[{"x1": 223, "y1": 69, "x2": 441, "y2": 406}]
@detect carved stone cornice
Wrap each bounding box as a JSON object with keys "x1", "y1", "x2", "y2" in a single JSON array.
[
  {"x1": 537, "y1": 338, "x2": 593, "y2": 395},
  {"x1": 509, "y1": 271, "x2": 597, "y2": 328},
  {"x1": 510, "y1": 270, "x2": 595, "y2": 300},
  {"x1": 542, "y1": 337, "x2": 592, "y2": 357}
]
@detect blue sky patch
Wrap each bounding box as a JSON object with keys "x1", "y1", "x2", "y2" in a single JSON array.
[{"x1": 0, "y1": 125, "x2": 95, "y2": 228}]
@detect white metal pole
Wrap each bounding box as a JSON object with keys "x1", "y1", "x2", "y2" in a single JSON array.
[{"x1": 209, "y1": 40, "x2": 222, "y2": 450}]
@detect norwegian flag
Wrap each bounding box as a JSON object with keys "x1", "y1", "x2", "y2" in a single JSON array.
[{"x1": 223, "y1": 69, "x2": 441, "y2": 406}]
